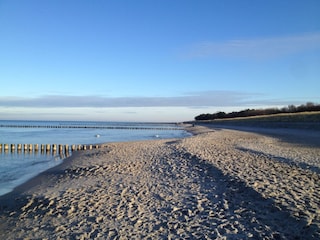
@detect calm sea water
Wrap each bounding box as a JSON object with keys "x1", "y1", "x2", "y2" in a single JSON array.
[{"x1": 0, "y1": 120, "x2": 191, "y2": 196}]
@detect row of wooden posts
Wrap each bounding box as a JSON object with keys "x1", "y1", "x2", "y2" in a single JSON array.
[
  {"x1": 0, "y1": 124, "x2": 181, "y2": 131},
  {"x1": 0, "y1": 143, "x2": 99, "y2": 154}
]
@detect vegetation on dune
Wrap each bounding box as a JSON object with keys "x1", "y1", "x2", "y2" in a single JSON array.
[{"x1": 195, "y1": 102, "x2": 320, "y2": 121}]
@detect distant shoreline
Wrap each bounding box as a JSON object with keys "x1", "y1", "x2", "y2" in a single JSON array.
[
  {"x1": 191, "y1": 122, "x2": 320, "y2": 148},
  {"x1": 185, "y1": 111, "x2": 320, "y2": 148},
  {"x1": 190, "y1": 111, "x2": 320, "y2": 130}
]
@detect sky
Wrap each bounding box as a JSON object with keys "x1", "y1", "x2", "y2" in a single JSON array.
[{"x1": 0, "y1": 0, "x2": 319, "y2": 122}]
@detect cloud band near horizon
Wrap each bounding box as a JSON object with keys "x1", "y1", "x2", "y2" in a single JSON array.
[{"x1": 0, "y1": 91, "x2": 305, "y2": 109}]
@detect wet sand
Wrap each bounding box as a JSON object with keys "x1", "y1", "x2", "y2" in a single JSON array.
[{"x1": 0, "y1": 125, "x2": 319, "y2": 239}]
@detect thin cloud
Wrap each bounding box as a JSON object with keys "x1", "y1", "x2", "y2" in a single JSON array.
[
  {"x1": 184, "y1": 32, "x2": 320, "y2": 60},
  {"x1": 0, "y1": 91, "x2": 259, "y2": 108}
]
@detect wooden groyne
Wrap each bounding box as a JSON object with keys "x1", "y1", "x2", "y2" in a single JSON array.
[
  {"x1": 0, "y1": 124, "x2": 182, "y2": 131},
  {"x1": 0, "y1": 143, "x2": 100, "y2": 155}
]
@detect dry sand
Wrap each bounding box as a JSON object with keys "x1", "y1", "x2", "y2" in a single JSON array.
[{"x1": 0, "y1": 125, "x2": 319, "y2": 239}]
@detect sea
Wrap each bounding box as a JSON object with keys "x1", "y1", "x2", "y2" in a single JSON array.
[{"x1": 0, "y1": 120, "x2": 191, "y2": 196}]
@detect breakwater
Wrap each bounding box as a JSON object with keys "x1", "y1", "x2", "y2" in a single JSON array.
[
  {"x1": 0, "y1": 143, "x2": 99, "y2": 155},
  {"x1": 0, "y1": 124, "x2": 181, "y2": 131}
]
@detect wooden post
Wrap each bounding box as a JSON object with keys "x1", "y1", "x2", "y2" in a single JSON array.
[
  {"x1": 29, "y1": 144, "x2": 33, "y2": 151},
  {"x1": 4, "y1": 144, "x2": 9, "y2": 150},
  {"x1": 17, "y1": 144, "x2": 22, "y2": 151},
  {"x1": 24, "y1": 144, "x2": 28, "y2": 151},
  {"x1": 34, "y1": 144, "x2": 39, "y2": 151},
  {"x1": 52, "y1": 144, "x2": 57, "y2": 151},
  {"x1": 11, "y1": 144, "x2": 15, "y2": 151},
  {"x1": 71, "y1": 145, "x2": 76, "y2": 151},
  {"x1": 46, "y1": 144, "x2": 51, "y2": 152},
  {"x1": 65, "y1": 144, "x2": 69, "y2": 153},
  {"x1": 89, "y1": 145, "x2": 93, "y2": 150},
  {"x1": 59, "y1": 144, "x2": 63, "y2": 153}
]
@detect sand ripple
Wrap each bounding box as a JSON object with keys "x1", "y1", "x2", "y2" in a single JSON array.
[{"x1": 0, "y1": 127, "x2": 319, "y2": 239}]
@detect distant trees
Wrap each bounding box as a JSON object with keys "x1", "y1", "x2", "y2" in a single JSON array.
[{"x1": 194, "y1": 102, "x2": 320, "y2": 121}]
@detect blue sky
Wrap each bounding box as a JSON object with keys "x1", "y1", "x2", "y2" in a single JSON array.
[{"x1": 0, "y1": 0, "x2": 319, "y2": 122}]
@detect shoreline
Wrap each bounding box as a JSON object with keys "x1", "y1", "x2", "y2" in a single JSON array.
[
  {"x1": 0, "y1": 151, "x2": 81, "y2": 202},
  {"x1": 1, "y1": 125, "x2": 319, "y2": 238},
  {"x1": 191, "y1": 122, "x2": 320, "y2": 147},
  {"x1": 0, "y1": 124, "x2": 190, "y2": 198}
]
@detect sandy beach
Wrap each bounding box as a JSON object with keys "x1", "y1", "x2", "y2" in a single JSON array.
[{"x1": 0, "y1": 125, "x2": 319, "y2": 239}]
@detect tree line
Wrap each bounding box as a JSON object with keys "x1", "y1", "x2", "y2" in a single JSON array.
[{"x1": 194, "y1": 102, "x2": 320, "y2": 121}]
